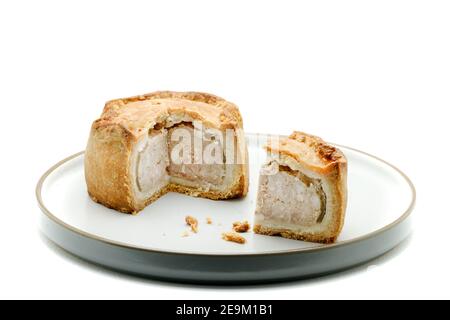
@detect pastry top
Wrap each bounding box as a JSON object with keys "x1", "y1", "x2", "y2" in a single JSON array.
[
  {"x1": 266, "y1": 131, "x2": 347, "y2": 174},
  {"x1": 92, "y1": 91, "x2": 243, "y2": 139}
]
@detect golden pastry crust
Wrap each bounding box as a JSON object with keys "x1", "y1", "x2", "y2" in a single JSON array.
[
  {"x1": 255, "y1": 131, "x2": 347, "y2": 243},
  {"x1": 97, "y1": 91, "x2": 244, "y2": 136},
  {"x1": 85, "y1": 91, "x2": 249, "y2": 214},
  {"x1": 253, "y1": 224, "x2": 337, "y2": 244},
  {"x1": 266, "y1": 131, "x2": 346, "y2": 175}
]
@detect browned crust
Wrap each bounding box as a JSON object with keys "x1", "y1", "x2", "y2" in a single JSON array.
[
  {"x1": 266, "y1": 131, "x2": 346, "y2": 175},
  {"x1": 328, "y1": 159, "x2": 348, "y2": 238},
  {"x1": 106, "y1": 91, "x2": 243, "y2": 128},
  {"x1": 85, "y1": 123, "x2": 136, "y2": 213},
  {"x1": 97, "y1": 91, "x2": 244, "y2": 136},
  {"x1": 89, "y1": 185, "x2": 170, "y2": 215},
  {"x1": 288, "y1": 131, "x2": 344, "y2": 163},
  {"x1": 85, "y1": 91, "x2": 248, "y2": 214},
  {"x1": 253, "y1": 224, "x2": 337, "y2": 244}
]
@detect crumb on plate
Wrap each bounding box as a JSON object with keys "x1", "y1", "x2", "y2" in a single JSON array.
[
  {"x1": 232, "y1": 220, "x2": 250, "y2": 233},
  {"x1": 222, "y1": 232, "x2": 246, "y2": 244},
  {"x1": 185, "y1": 215, "x2": 198, "y2": 233},
  {"x1": 181, "y1": 231, "x2": 190, "y2": 237},
  {"x1": 206, "y1": 217, "x2": 213, "y2": 224}
]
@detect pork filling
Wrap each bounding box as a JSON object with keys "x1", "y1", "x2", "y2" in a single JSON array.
[
  {"x1": 167, "y1": 123, "x2": 226, "y2": 186},
  {"x1": 256, "y1": 162, "x2": 327, "y2": 227},
  {"x1": 136, "y1": 130, "x2": 169, "y2": 195},
  {"x1": 135, "y1": 122, "x2": 227, "y2": 197}
]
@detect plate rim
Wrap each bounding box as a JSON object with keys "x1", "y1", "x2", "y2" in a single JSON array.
[{"x1": 36, "y1": 138, "x2": 416, "y2": 257}]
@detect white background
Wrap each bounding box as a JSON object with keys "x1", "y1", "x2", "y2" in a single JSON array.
[{"x1": 0, "y1": 0, "x2": 449, "y2": 299}]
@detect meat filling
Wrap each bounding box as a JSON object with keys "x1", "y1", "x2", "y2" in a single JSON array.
[
  {"x1": 135, "y1": 122, "x2": 227, "y2": 196},
  {"x1": 136, "y1": 130, "x2": 169, "y2": 194},
  {"x1": 167, "y1": 123, "x2": 226, "y2": 186},
  {"x1": 256, "y1": 162, "x2": 327, "y2": 227}
]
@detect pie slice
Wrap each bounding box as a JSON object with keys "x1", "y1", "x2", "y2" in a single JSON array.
[{"x1": 253, "y1": 131, "x2": 347, "y2": 243}]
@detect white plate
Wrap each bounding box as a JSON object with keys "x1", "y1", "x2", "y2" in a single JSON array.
[{"x1": 37, "y1": 134, "x2": 415, "y2": 284}]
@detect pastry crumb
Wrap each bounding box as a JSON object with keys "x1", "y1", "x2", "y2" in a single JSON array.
[
  {"x1": 185, "y1": 216, "x2": 198, "y2": 233},
  {"x1": 232, "y1": 220, "x2": 250, "y2": 233},
  {"x1": 206, "y1": 217, "x2": 213, "y2": 224},
  {"x1": 181, "y1": 231, "x2": 190, "y2": 237},
  {"x1": 222, "y1": 232, "x2": 246, "y2": 244}
]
